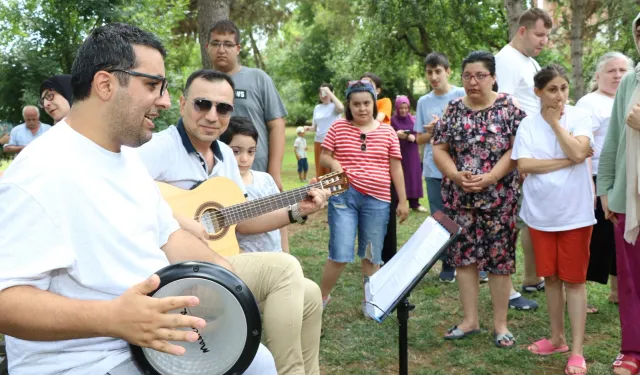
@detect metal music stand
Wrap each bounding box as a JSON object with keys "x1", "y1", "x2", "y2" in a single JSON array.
[{"x1": 365, "y1": 211, "x2": 461, "y2": 375}]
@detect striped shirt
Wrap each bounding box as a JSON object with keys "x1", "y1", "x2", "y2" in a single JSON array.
[{"x1": 322, "y1": 119, "x2": 401, "y2": 202}]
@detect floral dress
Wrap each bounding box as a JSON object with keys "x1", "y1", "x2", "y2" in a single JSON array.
[{"x1": 432, "y1": 94, "x2": 525, "y2": 274}]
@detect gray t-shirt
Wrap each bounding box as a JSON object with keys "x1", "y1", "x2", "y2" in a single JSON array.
[
  {"x1": 236, "y1": 171, "x2": 283, "y2": 252},
  {"x1": 231, "y1": 67, "x2": 288, "y2": 172}
]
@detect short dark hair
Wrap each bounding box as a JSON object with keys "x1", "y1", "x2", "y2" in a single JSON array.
[
  {"x1": 534, "y1": 64, "x2": 569, "y2": 90},
  {"x1": 462, "y1": 50, "x2": 498, "y2": 92},
  {"x1": 71, "y1": 23, "x2": 166, "y2": 101},
  {"x1": 424, "y1": 52, "x2": 450, "y2": 70},
  {"x1": 518, "y1": 7, "x2": 553, "y2": 30},
  {"x1": 320, "y1": 82, "x2": 334, "y2": 92},
  {"x1": 184, "y1": 69, "x2": 235, "y2": 97},
  {"x1": 208, "y1": 20, "x2": 241, "y2": 45},
  {"x1": 220, "y1": 116, "x2": 258, "y2": 145},
  {"x1": 360, "y1": 72, "x2": 382, "y2": 90},
  {"x1": 344, "y1": 83, "x2": 378, "y2": 121}
]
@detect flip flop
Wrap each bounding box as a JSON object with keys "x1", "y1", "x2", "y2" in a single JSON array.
[
  {"x1": 444, "y1": 325, "x2": 481, "y2": 340},
  {"x1": 528, "y1": 338, "x2": 569, "y2": 355},
  {"x1": 565, "y1": 354, "x2": 587, "y2": 375},
  {"x1": 612, "y1": 353, "x2": 640, "y2": 375},
  {"x1": 494, "y1": 332, "x2": 516, "y2": 349},
  {"x1": 586, "y1": 304, "x2": 599, "y2": 314}
]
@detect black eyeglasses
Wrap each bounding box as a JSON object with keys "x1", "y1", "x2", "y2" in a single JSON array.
[
  {"x1": 360, "y1": 133, "x2": 367, "y2": 151},
  {"x1": 108, "y1": 69, "x2": 168, "y2": 96},
  {"x1": 39, "y1": 89, "x2": 54, "y2": 108},
  {"x1": 187, "y1": 98, "x2": 234, "y2": 117}
]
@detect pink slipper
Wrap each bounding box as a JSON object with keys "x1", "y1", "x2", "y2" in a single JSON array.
[
  {"x1": 565, "y1": 354, "x2": 587, "y2": 375},
  {"x1": 528, "y1": 338, "x2": 569, "y2": 355}
]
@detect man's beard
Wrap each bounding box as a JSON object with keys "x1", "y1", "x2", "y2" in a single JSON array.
[{"x1": 111, "y1": 92, "x2": 152, "y2": 148}]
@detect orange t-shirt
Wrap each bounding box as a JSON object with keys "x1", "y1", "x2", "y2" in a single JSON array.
[{"x1": 377, "y1": 97, "x2": 392, "y2": 125}]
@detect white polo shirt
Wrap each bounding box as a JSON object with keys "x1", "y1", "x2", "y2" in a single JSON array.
[
  {"x1": 135, "y1": 119, "x2": 247, "y2": 195},
  {"x1": 511, "y1": 105, "x2": 597, "y2": 232}
]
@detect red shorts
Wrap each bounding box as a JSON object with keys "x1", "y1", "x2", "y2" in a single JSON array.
[{"x1": 528, "y1": 226, "x2": 593, "y2": 283}]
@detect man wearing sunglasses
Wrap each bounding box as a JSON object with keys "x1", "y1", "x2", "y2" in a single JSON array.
[
  {"x1": 0, "y1": 23, "x2": 277, "y2": 375},
  {"x1": 136, "y1": 69, "x2": 327, "y2": 375},
  {"x1": 206, "y1": 20, "x2": 287, "y2": 191}
]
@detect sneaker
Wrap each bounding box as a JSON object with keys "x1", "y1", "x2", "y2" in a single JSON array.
[
  {"x1": 479, "y1": 271, "x2": 489, "y2": 283},
  {"x1": 439, "y1": 269, "x2": 456, "y2": 283},
  {"x1": 508, "y1": 294, "x2": 538, "y2": 310},
  {"x1": 414, "y1": 206, "x2": 428, "y2": 213}
]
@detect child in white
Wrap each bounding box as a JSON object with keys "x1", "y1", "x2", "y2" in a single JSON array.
[
  {"x1": 222, "y1": 116, "x2": 288, "y2": 253},
  {"x1": 294, "y1": 126, "x2": 309, "y2": 182}
]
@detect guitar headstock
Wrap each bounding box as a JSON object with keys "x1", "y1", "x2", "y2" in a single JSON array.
[{"x1": 318, "y1": 171, "x2": 349, "y2": 196}]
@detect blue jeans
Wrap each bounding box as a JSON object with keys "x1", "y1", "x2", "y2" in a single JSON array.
[
  {"x1": 297, "y1": 158, "x2": 308, "y2": 173},
  {"x1": 328, "y1": 186, "x2": 390, "y2": 265},
  {"x1": 425, "y1": 177, "x2": 443, "y2": 214},
  {"x1": 426, "y1": 177, "x2": 448, "y2": 263}
]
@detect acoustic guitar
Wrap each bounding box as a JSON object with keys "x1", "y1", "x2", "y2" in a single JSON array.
[{"x1": 157, "y1": 171, "x2": 349, "y2": 256}]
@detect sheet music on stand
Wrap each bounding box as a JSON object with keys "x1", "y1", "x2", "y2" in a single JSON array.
[{"x1": 365, "y1": 212, "x2": 460, "y2": 322}]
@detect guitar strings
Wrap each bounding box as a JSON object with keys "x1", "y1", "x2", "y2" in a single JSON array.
[{"x1": 193, "y1": 179, "x2": 345, "y2": 225}]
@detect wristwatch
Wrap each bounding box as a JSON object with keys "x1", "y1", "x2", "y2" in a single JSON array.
[{"x1": 288, "y1": 204, "x2": 308, "y2": 224}]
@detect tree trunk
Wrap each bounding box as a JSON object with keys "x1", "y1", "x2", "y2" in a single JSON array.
[
  {"x1": 197, "y1": 0, "x2": 232, "y2": 69},
  {"x1": 504, "y1": 0, "x2": 526, "y2": 40},
  {"x1": 248, "y1": 30, "x2": 265, "y2": 71},
  {"x1": 570, "y1": 0, "x2": 588, "y2": 102}
]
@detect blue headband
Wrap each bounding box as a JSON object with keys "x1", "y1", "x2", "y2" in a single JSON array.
[{"x1": 345, "y1": 81, "x2": 377, "y2": 100}]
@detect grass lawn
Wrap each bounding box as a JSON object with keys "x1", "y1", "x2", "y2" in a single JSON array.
[
  {"x1": 0, "y1": 160, "x2": 9, "y2": 171},
  {"x1": 1, "y1": 128, "x2": 621, "y2": 374},
  {"x1": 281, "y1": 127, "x2": 620, "y2": 375}
]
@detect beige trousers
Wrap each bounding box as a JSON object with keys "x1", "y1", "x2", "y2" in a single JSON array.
[{"x1": 228, "y1": 252, "x2": 322, "y2": 375}]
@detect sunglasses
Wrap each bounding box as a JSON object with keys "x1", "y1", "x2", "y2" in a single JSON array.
[
  {"x1": 187, "y1": 98, "x2": 234, "y2": 117},
  {"x1": 108, "y1": 69, "x2": 168, "y2": 96},
  {"x1": 360, "y1": 133, "x2": 367, "y2": 151},
  {"x1": 39, "y1": 89, "x2": 55, "y2": 108},
  {"x1": 347, "y1": 80, "x2": 375, "y2": 90}
]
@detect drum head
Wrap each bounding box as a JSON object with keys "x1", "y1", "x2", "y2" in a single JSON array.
[{"x1": 131, "y1": 262, "x2": 262, "y2": 375}]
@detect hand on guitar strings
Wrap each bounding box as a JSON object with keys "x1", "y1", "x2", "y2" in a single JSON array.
[{"x1": 299, "y1": 186, "x2": 331, "y2": 215}]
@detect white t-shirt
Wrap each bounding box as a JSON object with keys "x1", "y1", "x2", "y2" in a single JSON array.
[
  {"x1": 294, "y1": 136, "x2": 307, "y2": 159},
  {"x1": 0, "y1": 121, "x2": 179, "y2": 375},
  {"x1": 237, "y1": 171, "x2": 283, "y2": 253},
  {"x1": 135, "y1": 122, "x2": 246, "y2": 195},
  {"x1": 511, "y1": 106, "x2": 597, "y2": 231},
  {"x1": 575, "y1": 91, "x2": 614, "y2": 176},
  {"x1": 312, "y1": 102, "x2": 341, "y2": 143},
  {"x1": 495, "y1": 44, "x2": 541, "y2": 116}
]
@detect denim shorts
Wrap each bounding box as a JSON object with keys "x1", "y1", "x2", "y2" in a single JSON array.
[{"x1": 328, "y1": 186, "x2": 390, "y2": 265}]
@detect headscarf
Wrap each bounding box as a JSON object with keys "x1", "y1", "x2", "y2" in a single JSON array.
[
  {"x1": 393, "y1": 95, "x2": 415, "y2": 121},
  {"x1": 40, "y1": 74, "x2": 73, "y2": 106}
]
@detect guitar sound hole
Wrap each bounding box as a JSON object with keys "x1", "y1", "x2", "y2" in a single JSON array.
[{"x1": 194, "y1": 202, "x2": 228, "y2": 241}]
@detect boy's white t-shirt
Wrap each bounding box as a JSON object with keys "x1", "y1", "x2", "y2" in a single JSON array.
[
  {"x1": 0, "y1": 121, "x2": 179, "y2": 375},
  {"x1": 495, "y1": 44, "x2": 541, "y2": 116},
  {"x1": 575, "y1": 91, "x2": 614, "y2": 176},
  {"x1": 312, "y1": 102, "x2": 341, "y2": 143},
  {"x1": 294, "y1": 136, "x2": 307, "y2": 159},
  {"x1": 237, "y1": 171, "x2": 283, "y2": 252},
  {"x1": 511, "y1": 106, "x2": 597, "y2": 232}
]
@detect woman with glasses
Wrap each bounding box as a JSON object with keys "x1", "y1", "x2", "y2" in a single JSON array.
[
  {"x1": 319, "y1": 80, "x2": 409, "y2": 317},
  {"x1": 391, "y1": 95, "x2": 426, "y2": 212},
  {"x1": 511, "y1": 64, "x2": 594, "y2": 375},
  {"x1": 433, "y1": 51, "x2": 525, "y2": 348},
  {"x1": 39, "y1": 74, "x2": 73, "y2": 124}
]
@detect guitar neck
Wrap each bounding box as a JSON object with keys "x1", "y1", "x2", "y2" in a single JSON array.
[{"x1": 220, "y1": 182, "x2": 323, "y2": 226}]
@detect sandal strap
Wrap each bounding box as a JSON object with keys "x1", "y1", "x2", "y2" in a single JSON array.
[{"x1": 613, "y1": 354, "x2": 640, "y2": 369}]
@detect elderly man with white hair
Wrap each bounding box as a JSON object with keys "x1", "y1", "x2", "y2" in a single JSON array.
[{"x1": 3, "y1": 105, "x2": 51, "y2": 154}]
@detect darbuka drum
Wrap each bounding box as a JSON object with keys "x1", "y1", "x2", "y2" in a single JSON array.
[{"x1": 131, "y1": 262, "x2": 262, "y2": 375}]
